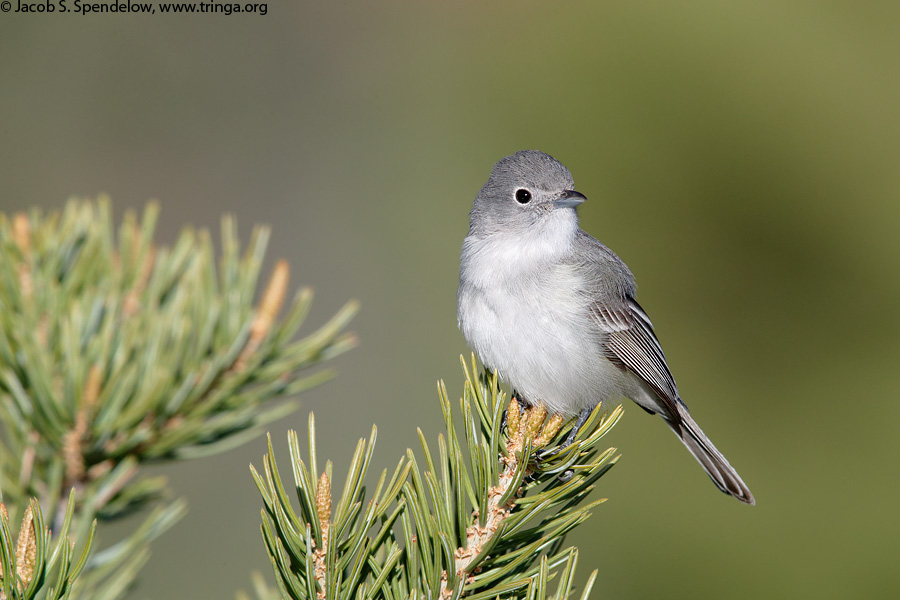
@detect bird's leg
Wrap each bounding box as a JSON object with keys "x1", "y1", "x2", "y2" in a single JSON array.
[
  {"x1": 561, "y1": 407, "x2": 593, "y2": 449},
  {"x1": 536, "y1": 407, "x2": 592, "y2": 461}
]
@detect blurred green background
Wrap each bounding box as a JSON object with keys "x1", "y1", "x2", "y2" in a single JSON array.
[{"x1": 2, "y1": 1, "x2": 899, "y2": 598}]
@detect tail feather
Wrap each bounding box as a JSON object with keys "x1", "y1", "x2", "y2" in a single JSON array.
[{"x1": 667, "y1": 404, "x2": 755, "y2": 505}]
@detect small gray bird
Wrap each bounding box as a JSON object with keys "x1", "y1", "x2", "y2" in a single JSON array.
[{"x1": 458, "y1": 150, "x2": 754, "y2": 504}]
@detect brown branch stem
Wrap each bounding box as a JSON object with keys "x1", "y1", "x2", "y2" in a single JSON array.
[{"x1": 440, "y1": 399, "x2": 564, "y2": 598}]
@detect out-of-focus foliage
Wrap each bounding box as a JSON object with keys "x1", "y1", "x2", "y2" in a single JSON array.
[{"x1": 0, "y1": 201, "x2": 357, "y2": 599}]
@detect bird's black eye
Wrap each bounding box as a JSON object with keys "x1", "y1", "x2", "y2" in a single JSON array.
[{"x1": 515, "y1": 189, "x2": 532, "y2": 204}]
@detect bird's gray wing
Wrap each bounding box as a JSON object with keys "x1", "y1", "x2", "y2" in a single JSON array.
[
  {"x1": 591, "y1": 294, "x2": 682, "y2": 416},
  {"x1": 573, "y1": 231, "x2": 681, "y2": 415}
]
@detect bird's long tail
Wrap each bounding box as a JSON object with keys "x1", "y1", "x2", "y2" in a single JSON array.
[{"x1": 667, "y1": 404, "x2": 755, "y2": 505}]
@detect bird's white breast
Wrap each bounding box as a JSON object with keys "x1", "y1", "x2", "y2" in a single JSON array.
[{"x1": 458, "y1": 215, "x2": 629, "y2": 415}]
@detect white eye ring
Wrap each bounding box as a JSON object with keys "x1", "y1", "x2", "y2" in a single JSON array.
[{"x1": 515, "y1": 189, "x2": 532, "y2": 204}]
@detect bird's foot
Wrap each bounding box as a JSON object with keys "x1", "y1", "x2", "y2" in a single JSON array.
[{"x1": 535, "y1": 407, "x2": 592, "y2": 462}]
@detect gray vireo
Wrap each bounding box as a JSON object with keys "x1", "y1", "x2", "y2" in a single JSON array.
[{"x1": 458, "y1": 150, "x2": 754, "y2": 504}]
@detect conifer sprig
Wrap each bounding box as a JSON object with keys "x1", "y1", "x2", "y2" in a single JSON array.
[
  {"x1": 252, "y1": 414, "x2": 410, "y2": 600},
  {"x1": 0, "y1": 199, "x2": 358, "y2": 599},
  {"x1": 255, "y1": 356, "x2": 622, "y2": 599},
  {"x1": 0, "y1": 491, "x2": 95, "y2": 600}
]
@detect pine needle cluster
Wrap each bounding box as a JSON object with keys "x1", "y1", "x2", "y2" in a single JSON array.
[
  {"x1": 0, "y1": 200, "x2": 358, "y2": 599},
  {"x1": 253, "y1": 356, "x2": 623, "y2": 600}
]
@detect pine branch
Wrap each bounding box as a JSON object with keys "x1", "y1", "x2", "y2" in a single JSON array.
[
  {"x1": 251, "y1": 414, "x2": 410, "y2": 600},
  {"x1": 0, "y1": 199, "x2": 358, "y2": 599},
  {"x1": 254, "y1": 355, "x2": 622, "y2": 599},
  {"x1": 0, "y1": 490, "x2": 95, "y2": 600}
]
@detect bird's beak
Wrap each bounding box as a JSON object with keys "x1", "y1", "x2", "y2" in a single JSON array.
[{"x1": 552, "y1": 190, "x2": 587, "y2": 209}]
